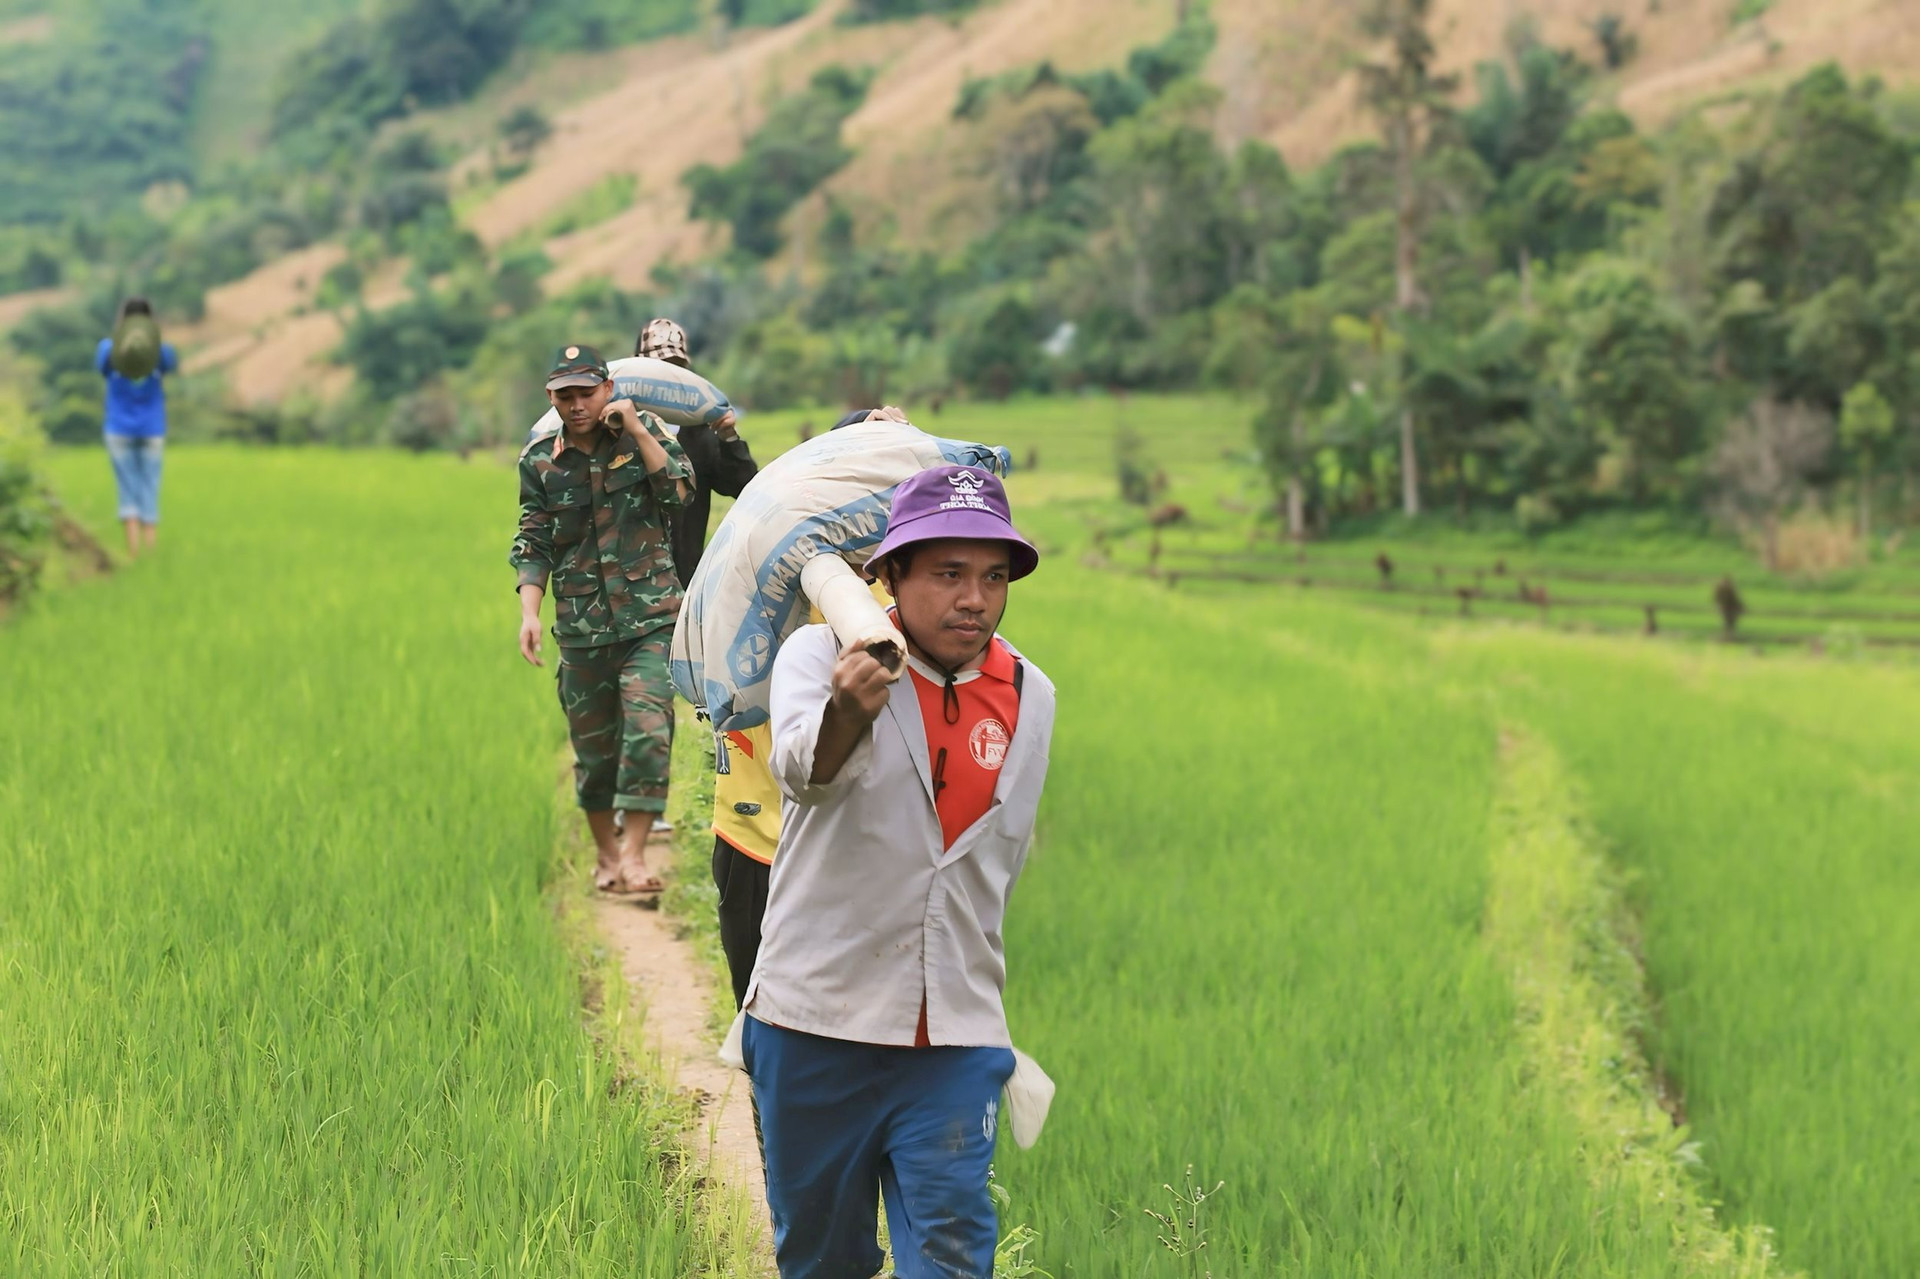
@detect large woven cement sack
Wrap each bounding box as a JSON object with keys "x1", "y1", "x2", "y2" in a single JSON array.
[
  {"x1": 670, "y1": 416, "x2": 1011, "y2": 731},
  {"x1": 526, "y1": 355, "x2": 734, "y2": 438}
]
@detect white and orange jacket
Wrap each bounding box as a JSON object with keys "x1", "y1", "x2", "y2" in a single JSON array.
[{"x1": 745, "y1": 623, "x2": 1056, "y2": 1049}]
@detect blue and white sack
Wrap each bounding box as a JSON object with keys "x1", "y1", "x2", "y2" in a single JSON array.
[
  {"x1": 670, "y1": 416, "x2": 1010, "y2": 731},
  {"x1": 527, "y1": 355, "x2": 735, "y2": 439}
]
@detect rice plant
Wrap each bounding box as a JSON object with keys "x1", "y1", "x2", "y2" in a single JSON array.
[{"x1": 1, "y1": 448, "x2": 755, "y2": 1275}]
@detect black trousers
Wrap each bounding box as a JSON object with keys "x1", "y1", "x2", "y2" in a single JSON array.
[{"x1": 711, "y1": 836, "x2": 772, "y2": 1010}]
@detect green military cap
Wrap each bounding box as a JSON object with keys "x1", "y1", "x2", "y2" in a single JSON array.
[{"x1": 546, "y1": 343, "x2": 612, "y2": 390}]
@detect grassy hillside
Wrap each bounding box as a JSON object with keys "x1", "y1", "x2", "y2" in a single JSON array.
[
  {"x1": 187, "y1": 0, "x2": 362, "y2": 164},
  {"x1": 156, "y1": 0, "x2": 1920, "y2": 411},
  {"x1": 11, "y1": 0, "x2": 1920, "y2": 491}
]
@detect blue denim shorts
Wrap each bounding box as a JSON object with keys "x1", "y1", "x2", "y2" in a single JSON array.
[
  {"x1": 105, "y1": 433, "x2": 164, "y2": 523},
  {"x1": 743, "y1": 1015, "x2": 1016, "y2": 1279}
]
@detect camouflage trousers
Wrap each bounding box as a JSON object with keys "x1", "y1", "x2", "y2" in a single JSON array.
[{"x1": 556, "y1": 630, "x2": 674, "y2": 813}]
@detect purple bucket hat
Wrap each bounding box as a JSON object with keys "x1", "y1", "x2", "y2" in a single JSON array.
[{"x1": 868, "y1": 464, "x2": 1040, "y2": 581}]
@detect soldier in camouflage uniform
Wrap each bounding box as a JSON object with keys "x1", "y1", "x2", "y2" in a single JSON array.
[{"x1": 511, "y1": 343, "x2": 693, "y2": 895}]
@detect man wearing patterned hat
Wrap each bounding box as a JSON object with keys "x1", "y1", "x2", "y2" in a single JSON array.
[
  {"x1": 634, "y1": 317, "x2": 760, "y2": 587},
  {"x1": 743, "y1": 463, "x2": 1055, "y2": 1279},
  {"x1": 510, "y1": 343, "x2": 693, "y2": 895}
]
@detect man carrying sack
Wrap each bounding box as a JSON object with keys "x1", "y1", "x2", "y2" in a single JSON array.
[
  {"x1": 743, "y1": 464, "x2": 1055, "y2": 1279},
  {"x1": 510, "y1": 344, "x2": 692, "y2": 895},
  {"x1": 633, "y1": 317, "x2": 759, "y2": 587}
]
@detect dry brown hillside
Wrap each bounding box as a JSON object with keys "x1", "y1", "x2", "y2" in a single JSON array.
[
  {"x1": 0, "y1": 13, "x2": 53, "y2": 46},
  {"x1": 470, "y1": 0, "x2": 1166, "y2": 285},
  {"x1": 162, "y1": 0, "x2": 1920, "y2": 405},
  {"x1": 0, "y1": 286, "x2": 71, "y2": 333},
  {"x1": 1224, "y1": 0, "x2": 1920, "y2": 168}
]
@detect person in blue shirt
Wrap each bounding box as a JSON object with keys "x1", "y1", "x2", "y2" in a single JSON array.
[{"x1": 95, "y1": 297, "x2": 179, "y2": 558}]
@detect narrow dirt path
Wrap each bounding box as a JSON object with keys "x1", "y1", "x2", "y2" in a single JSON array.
[{"x1": 590, "y1": 839, "x2": 770, "y2": 1261}]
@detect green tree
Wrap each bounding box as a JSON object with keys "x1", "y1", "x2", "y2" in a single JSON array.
[
  {"x1": 1867, "y1": 208, "x2": 1920, "y2": 452},
  {"x1": 1783, "y1": 276, "x2": 1885, "y2": 410},
  {"x1": 1357, "y1": 0, "x2": 1460, "y2": 516},
  {"x1": 317, "y1": 259, "x2": 365, "y2": 312},
  {"x1": 1838, "y1": 381, "x2": 1896, "y2": 537},
  {"x1": 1252, "y1": 288, "x2": 1343, "y2": 537},
  {"x1": 1708, "y1": 278, "x2": 1780, "y2": 383},
  {"x1": 499, "y1": 103, "x2": 552, "y2": 164},
  {"x1": 1549, "y1": 257, "x2": 1702, "y2": 502},
  {"x1": 1404, "y1": 312, "x2": 1535, "y2": 513},
  {"x1": 683, "y1": 66, "x2": 872, "y2": 257},
  {"x1": 1314, "y1": 202, "x2": 1495, "y2": 346},
  {"x1": 0, "y1": 230, "x2": 64, "y2": 294},
  {"x1": 0, "y1": 2, "x2": 205, "y2": 222},
  {"x1": 491, "y1": 248, "x2": 550, "y2": 316},
  {"x1": 828, "y1": 322, "x2": 902, "y2": 406},
  {"x1": 1708, "y1": 63, "x2": 1911, "y2": 308},
  {"x1": 1085, "y1": 81, "x2": 1234, "y2": 323},
  {"x1": 1222, "y1": 141, "x2": 1299, "y2": 292},
  {"x1": 1126, "y1": 1, "x2": 1216, "y2": 94},
  {"x1": 716, "y1": 312, "x2": 829, "y2": 409},
  {"x1": 1316, "y1": 317, "x2": 1404, "y2": 516},
  {"x1": 1483, "y1": 110, "x2": 1644, "y2": 271},
  {"x1": 947, "y1": 289, "x2": 1040, "y2": 400},
  {"x1": 1463, "y1": 20, "x2": 1588, "y2": 182},
  {"x1": 968, "y1": 83, "x2": 1100, "y2": 217},
  {"x1": 271, "y1": 18, "x2": 405, "y2": 141},
  {"x1": 1586, "y1": 14, "x2": 1637, "y2": 70},
  {"x1": 847, "y1": 0, "x2": 979, "y2": 22},
  {"x1": 339, "y1": 287, "x2": 490, "y2": 399},
  {"x1": 7, "y1": 298, "x2": 117, "y2": 444}
]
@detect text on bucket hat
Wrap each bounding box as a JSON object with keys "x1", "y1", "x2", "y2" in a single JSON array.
[{"x1": 867, "y1": 465, "x2": 1039, "y2": 581}]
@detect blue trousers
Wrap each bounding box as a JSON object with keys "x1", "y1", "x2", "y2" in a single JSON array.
[
  {"x1": 743, "y1": 1016, "x2": 1015, "y2": 1279},
  {"x1": 104, "y1": 433, "x2": 164, "y2": 523}
]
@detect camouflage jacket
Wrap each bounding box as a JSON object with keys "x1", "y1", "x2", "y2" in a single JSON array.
[{"x1": 511, "y1": 410, "x2": 692, "y2": 649}]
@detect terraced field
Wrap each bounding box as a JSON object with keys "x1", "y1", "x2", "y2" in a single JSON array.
[
  {"x1": 10, "y1": 412, "x2": 1916, "y2": 1276},
  {"x1": 2, "y1": 450, "x2": 757, "y2": 1275}
]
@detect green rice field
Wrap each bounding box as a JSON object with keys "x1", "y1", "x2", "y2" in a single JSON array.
[
  {"x1": 3, "y1": 451, "x2": 756, "y2": 1274},
  {"x1": 7, "y1": 401, "x2": 1917, "y2": 1276}
]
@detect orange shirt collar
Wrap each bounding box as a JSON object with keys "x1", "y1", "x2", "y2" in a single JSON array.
[{"x1": 977, "y1": 636, "x2": 1016, "y2": 683}]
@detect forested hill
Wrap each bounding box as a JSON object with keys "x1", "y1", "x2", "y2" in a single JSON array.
[{"x1": 5, "y1": 0, "x2": 1920, "y2": 538}]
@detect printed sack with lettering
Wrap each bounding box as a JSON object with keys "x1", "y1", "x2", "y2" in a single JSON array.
[
  {"x1": 527, "y1": 355, "x2": 734, "y2": 437},
  {"x1": 670, "y1": 417, "x2": 1010, "y2": 731}
]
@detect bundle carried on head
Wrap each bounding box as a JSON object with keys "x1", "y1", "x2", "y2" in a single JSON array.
[
  {"x1": 109, "y1": 299, "x2": 162, "y2": 381},
  {"x1": 670, "y1": 410, "x2": 1012, "y2": 731},
  {"x1": 526, "y1": 355, "x2": 734, "y2": 437}
]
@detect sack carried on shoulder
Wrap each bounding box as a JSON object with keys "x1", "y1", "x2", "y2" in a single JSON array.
[
  {"x1": 110, "y1": 313, "x2": 162, "y2": 381},
  {"x1": 670, "y1": 415, "x2": 1010, "y2": 732},
  {"x1": 525, "y1": 355, "x2": 734, "y2": 437}
]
